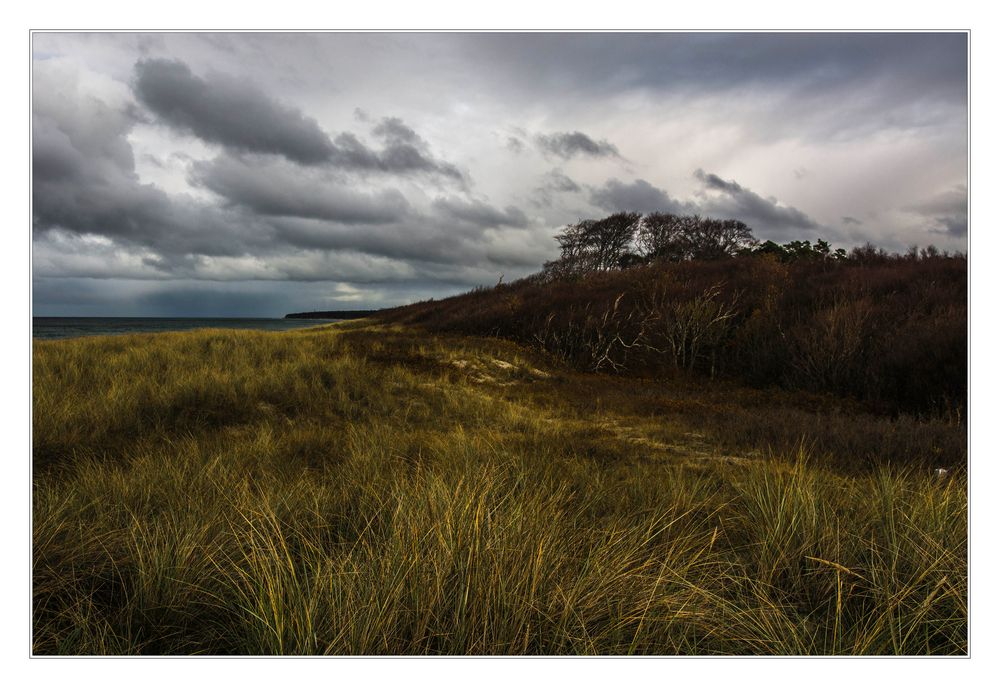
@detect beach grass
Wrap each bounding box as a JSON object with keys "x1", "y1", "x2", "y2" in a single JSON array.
[{"x1": 32, "y1": 322, "x2": 967, "y2": 654}]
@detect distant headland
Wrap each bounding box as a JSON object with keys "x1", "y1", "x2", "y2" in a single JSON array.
[{"x1": 283, "y1": 310, "x2": 382, "y2": 320}]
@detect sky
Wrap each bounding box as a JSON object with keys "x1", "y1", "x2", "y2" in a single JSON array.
[{"x1": 31, "y1": 32, "x2": 968, "y2": 317}]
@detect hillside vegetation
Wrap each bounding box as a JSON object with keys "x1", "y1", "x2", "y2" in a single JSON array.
[
  {"x1": 380, "y1": 214, "x2": 966, "y2": 417},
  {"x1": 33, "y1": 322, "x2": 966, "y2": 654}
]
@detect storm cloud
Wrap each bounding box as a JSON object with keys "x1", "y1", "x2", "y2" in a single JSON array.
[
  {"x1": 535, "y1": 131, "x2": 622, "y2": 160},
  {"x1": 33, "y1": 68, "x2": 271, "y2": 260},
  {"x1": 542, "y1": 169, "x2": 581, "y2": 194},
  {"x1": 32, "y1": 33, "x2": 967, "y2": 316},
  {"x1": 329, "y1": 127, "x2": 464, "y2": 181},
  {"x1": 905, "y1": 186, "x2": 968, "y2": 237},
  {"x1": 431, "y1": 197, "x2": 530, "y2": 229},
  {"x1": 587, "y1": 172, "x2": 820, "y2": 241},
  {"x1": 531, "y1": 168, "x2": 582, "y2": 207},
  {"x1": 135, "y1": 58, "x2": 464, "y2": 181},
  {"x1": 134, "y1": 58, "x2": 338, "y2": 165},
  {"x1": 589, "y1": 178, "x2": 691, "y2": 215},
  {"x1": 190, "y1": 154, "x2": 412, "y2": 224},
  {"x1": 694, "y1": 169, "x2": 820, "y2": 239},
  {"x1": 460, "y1": 33, "x2": 967, "y2": 137}
]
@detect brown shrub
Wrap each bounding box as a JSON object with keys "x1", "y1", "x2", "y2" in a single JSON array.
[{"x1": 379, "y1": 255, "x2": 966, "y2": 416}]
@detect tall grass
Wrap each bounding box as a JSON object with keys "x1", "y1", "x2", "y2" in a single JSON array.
[{"x1": 32, "y1": 324, "x2": 966, "y2": 654}]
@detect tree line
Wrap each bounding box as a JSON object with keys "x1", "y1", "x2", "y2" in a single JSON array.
[{"x1": 543, "y1": 211, "x2": 961, "y2": 279}]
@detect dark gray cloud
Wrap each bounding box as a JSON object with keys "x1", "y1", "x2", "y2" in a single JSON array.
[
  {"x1": 589, "y1": 178, "x2": 691, "y2": 215},
  {"x1": 32, "y1": 78, "x2": 272, "y2": 260},
  {"x1": 135, "y1": 59, "x2": 464, "y2": 181},
  {"x1": 461, "y1": 33, "x2": 966, "y2": 136},
  {"x1": 362, "y1": 117, "x2": 465, "y2": 181},
  {"x1": 33, "y1": 61, "x2": 517, "y2": 287},
  {"x1": 542, "y1": 169, "x2": 581, "y2": 194},
  {"x1": 261, "y1": 193, "x2": 547, "y2": 273},
  {"x1": 531, "y1": 168, "x2": 583, "y2": 208},
  {"x1": 696, "y1": 170, "x2": 743, "y2": 194},
  {"x1": 694, "y1": 169, "x2": 820, "y2": 238},
  {"x1": 326, "y1": 132, "x2": 382, "y2": 169},
  {"x1": 369, "y1": 138, "x2": 464, "y2": 181},
  {"x1": 134, "y1": 58, "x2": 337, "y2": 164},
  {"x1": 190, "y1": 154, "x2": 411, "y2": 224},
  {"x1": 932, "y1": 217, "x2": 967, "y2": 237},
  {"x1": 322, "y1": 129, "x2": 464, "y2": 182},
  {"x1": 906, "y1": 186, "x2": 968, "y2": 237},
  {"x1": 372, "y1": 116, "x2": 421, "y2": 146},
  {"x1": 589, "y1": 172, "x2": 821, "y2": 242},
  {"x1": 31, "y1": 33, "x2": 967, "y2": 316},
  {"x1": 431, "y1": 197, "x2": 529, "y2": 229},
  {"x1": 268, "y1": 218, "x2": 516, "y2": 272},
  {"x1": 535, "y1": 131, "x2": 621, "y2": 160}
]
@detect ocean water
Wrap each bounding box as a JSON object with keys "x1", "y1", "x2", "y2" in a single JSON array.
[{"x1": 32, "y1": 317, "x2": 340, "y2": 340}]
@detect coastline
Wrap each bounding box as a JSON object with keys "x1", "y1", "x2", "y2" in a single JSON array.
[{"x1": 283, "y1": 309, "x2": 382, "y2": 320}]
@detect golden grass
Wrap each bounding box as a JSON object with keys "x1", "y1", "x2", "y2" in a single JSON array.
[{"x1": 32, "y1": 322, "x2": 967, "y2": 654}]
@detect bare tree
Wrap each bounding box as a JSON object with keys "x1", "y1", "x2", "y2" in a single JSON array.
[
  {"x1": 530, "y1": 291, "x2": 656, "y2": 373},
  {"x1": 787, "y1": 295, "x2": 875, "y2": 393},
  {"x1": 546, "y1": 212, "x2": 641, "y2": 277},
  {"x1": 640, "y1": 282, "x2": 741, "y2": 375}
]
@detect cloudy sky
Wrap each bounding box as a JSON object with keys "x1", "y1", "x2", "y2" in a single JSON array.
[{"x1": 31, "y1": 32, "x2": 968, "y2": 317}]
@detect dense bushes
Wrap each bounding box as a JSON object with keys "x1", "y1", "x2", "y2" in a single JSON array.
[{"x1": 380, "y1": 253, "x2": 967, "y2": 416}]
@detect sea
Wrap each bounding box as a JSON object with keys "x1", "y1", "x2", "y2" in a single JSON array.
[{"x1": 32, "y1": 317, "x2": 340, "y2": 340}]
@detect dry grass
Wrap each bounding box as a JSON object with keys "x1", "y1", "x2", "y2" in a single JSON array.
[{"x1": 32, "y1": 322, "x2": 967, "y2": 654}]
